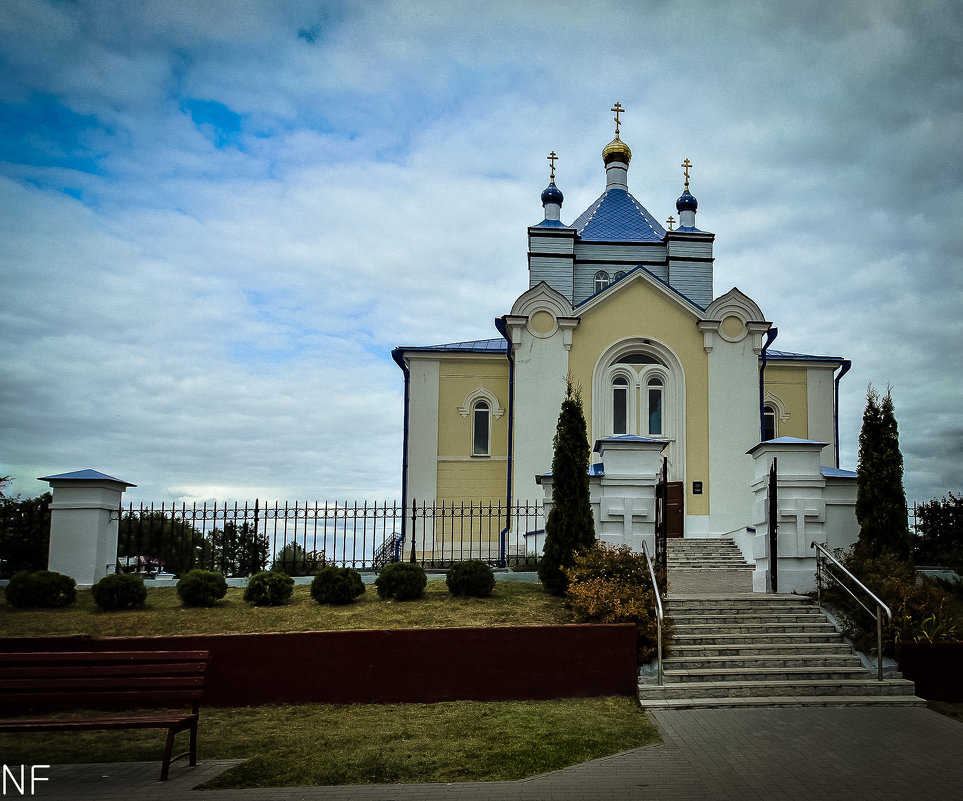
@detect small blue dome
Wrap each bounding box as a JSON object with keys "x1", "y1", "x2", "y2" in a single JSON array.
[
  {"x1": 676, "y1": 189, "x2": 698, "y2": 213},
  {"x1": 541, "y1": 182, "x2": 564, "y2": 206}
]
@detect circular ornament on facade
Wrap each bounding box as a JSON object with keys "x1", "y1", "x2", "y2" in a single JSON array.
[
  {"x1": 720, "y1": 314, "x2": 748, "y2": 342},
  {"x1": 528, "y1": 310, "x2": 558, "y2": 338}
]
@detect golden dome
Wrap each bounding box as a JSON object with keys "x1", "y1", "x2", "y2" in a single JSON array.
[{"x1": 602, "y1": 136, "x2": 632, "y2": 165}]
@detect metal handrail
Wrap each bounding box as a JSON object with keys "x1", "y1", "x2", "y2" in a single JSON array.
[
  {"x1": 641, "y1": 539, "x2": 664, "y2": 686},
  {"x1": 811, "y1": 541, "x2": 892, "y2": 681}
]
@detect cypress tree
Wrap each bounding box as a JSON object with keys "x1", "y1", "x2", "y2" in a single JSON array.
[
  {"x1": 538, "y1": 379, "x2": 596, "y2": 595},
  {"x1": 855, "y1": 385, "x2": 911, "y2": 561}
]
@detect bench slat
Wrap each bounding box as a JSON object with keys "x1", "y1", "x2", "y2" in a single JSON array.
[
  {"x1": 1, "y1": 676, "x2": 204, "y2": 690},
  {"x1": 2, "y1": 663, "x2": 206, "y2": 680},
  {"x1": 0, "y1": 714, "x2": 197, "y2": 733},
  {"x1": 0, "y1": 651, "x2": 210, "y2": 664}
]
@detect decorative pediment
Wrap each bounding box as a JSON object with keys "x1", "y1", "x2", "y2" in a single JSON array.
[
  {"x1": 701, "y1": 287, "x2": 770, "y2": 350},
  {"x1": 510, "y1": 281, "x2": 573, "y2": 318},
  {"x1": 457, "y1": 386, "x2": 505, "y2": 419}
]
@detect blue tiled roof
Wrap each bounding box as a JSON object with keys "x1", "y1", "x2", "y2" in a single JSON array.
[
  {"x1": 764, "y1": 350, "x2": 844, "y2": 362},
  {"x1": 397, "y1": 338, "x2": 508, "y2": 354},
  {"x1": 572, "y1": 189, "x2": 666, "y2": 242},
  {"x1": 38, "y1": 469, "x2": 136, "y2": 486}
]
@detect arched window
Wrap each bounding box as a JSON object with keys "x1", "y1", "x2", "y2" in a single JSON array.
[
  {"x1": 762, "y1": 404, "x2": 776, "y2": 441},
  {"x1": 472, "y1": 401, "x2": 491, "y2": 456},
  {"x1": 613, "y1": 270, "x2": 626, "y2": 282},
  {"x1": 594, "y1": 270, "x2": 610, "y2": 294},
  {"x1": 612, "y1": 376, "x2": 629, "y2": 435},
  {"x1": 647, "y1": 377, "x2": 664, "y2": 436}
]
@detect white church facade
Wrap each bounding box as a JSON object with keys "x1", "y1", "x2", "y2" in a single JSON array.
[{"x1": 393, "y1": 106, "x2": 859, "y2": 591}]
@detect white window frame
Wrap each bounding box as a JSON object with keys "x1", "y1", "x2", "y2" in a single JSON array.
[{"x1": 471, "y1": 400, "x2": 492, "y2": 457}]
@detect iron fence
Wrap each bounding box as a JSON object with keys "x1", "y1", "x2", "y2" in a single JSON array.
[{"x1": 113, "y1": 499, "x2": 544, "y2": 578}]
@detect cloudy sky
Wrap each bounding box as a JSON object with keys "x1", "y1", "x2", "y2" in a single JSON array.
[{"x1": 1, "y1": 0, "x2": 960, "y2": 506}]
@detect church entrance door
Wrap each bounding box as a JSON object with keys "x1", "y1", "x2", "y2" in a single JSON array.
[{"x1": 665, "y1": 482, "x2": 684, "y2": 538}]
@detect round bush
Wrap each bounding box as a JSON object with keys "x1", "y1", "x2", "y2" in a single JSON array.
[
  {"x1": 91, "y1": 573, "x2": 147, "y2": 611},
  {"x1": 176, "y1": 569, "x2": 228, "y2": 608},
  {"x1": 446, "y1": 560, "x2": 496, "y2": 598},
  {"x1": 4, "y1": 570, "x2": 77, "y2": 609},
  {"x1": 375, "y1": 562, "x2": 427, "y2": 601},
  {"x1": 311, "y1": 566, "x2": 365, "y2": 605},
  {"x1": 244, "y1": 570, "x2": 294, "y2": 606}
]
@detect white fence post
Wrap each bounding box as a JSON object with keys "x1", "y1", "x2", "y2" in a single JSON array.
[{"x1": 39, "y1": 469, "x2": 135, "y2": 586}]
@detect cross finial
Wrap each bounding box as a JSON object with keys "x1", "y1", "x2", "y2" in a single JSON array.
[
  {"x1": 682, "y1": 158, "x2": 693, "y2": 190},
  {"x1": 666, "y1": 215, "x2": 676, "y2": 231},
  {"x1": 611, "y1": 102, "x2": 625, "y2": 137},
  {"x1": 547, "y1": 150, "x2": 558, "y2": 182}
]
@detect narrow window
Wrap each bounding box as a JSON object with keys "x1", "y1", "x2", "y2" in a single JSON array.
[
  {"x1": 472, "y1": 401, "x2": 491, "y2": 456},
  {"x1": 763, "y1": 405, "x2": 776, "y2": 441},
  {"x1": 613, "y1": 270, "x2": 626, "y2": 281},
  {"x1": 594, "y1": 270, "x2": 610, "y2": 294},
  {"x1": 647, "y1": 377, "x2": 664, "y2": 436},
  {"x1": 613, "y1": 376, "x2": 628, "y2": 435}
]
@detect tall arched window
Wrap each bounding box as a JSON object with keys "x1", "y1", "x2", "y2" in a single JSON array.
[
  {"x1": 762, "y1": 404, "x2": 776, "y2": 441},
  {"x1": 612, "y1": 376, "x2": 629, "y2": 435},
  {"x1": 472, "y1": 401, "x2": 491, "y2": 456},
  {"x1": 594, "y1": 270, "x2": 610, "y2": 294},
  {"x1": 647, "y1": 377, "x2": 664, "y2": 436}
]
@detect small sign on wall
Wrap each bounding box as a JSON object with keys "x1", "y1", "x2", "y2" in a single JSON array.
[{"x1": 692, "y1": 481, "x2": 703, "y2": 495}]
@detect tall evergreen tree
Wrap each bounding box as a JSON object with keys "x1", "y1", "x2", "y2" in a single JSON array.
[
  {"x1": 855, "y1": 385, "x2": 911, "y2": 561},
  {"x1": 538, "y1": 379, "x2": 596, "y2": 595}
]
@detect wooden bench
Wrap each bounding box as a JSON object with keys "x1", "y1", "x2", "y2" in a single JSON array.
[{"x1": 0, "y1": 650, "x2": 208, "y2": 781}]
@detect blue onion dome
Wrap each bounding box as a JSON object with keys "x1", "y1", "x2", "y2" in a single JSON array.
[
  {"x1": 676, "y1": 189, "x2": 698, "y2": 212},
  {"x1": 541, "y1": 181, "x2": 564, "y2": 206},
  {"x1": 602, "y1": 136, "x2": 632, "y2": 165}
]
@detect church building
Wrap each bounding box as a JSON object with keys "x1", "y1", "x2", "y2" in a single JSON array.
[{"x1": 392, "y1": 105, "x2": 857, "y2": 587}]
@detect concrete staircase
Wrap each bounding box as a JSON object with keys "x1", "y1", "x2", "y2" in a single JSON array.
[
  {"x1": 638, "y1": 594, "x2": 923, "y2": 709},
  {"x1": 666, "y1": 537, "x2": 755, "y2": 594}
]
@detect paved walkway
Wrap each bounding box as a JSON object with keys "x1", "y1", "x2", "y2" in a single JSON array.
[{"x1": 29, "y1": 706, "x2": 963, "y2": 800}]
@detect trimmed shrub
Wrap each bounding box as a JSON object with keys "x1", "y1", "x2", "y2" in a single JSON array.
[
  {"x1": 3, "y1": 569, "x2": 77, "y2": 609},
  {"x1": 820, "y1": 548, "x2": 959, "y2": 656},
  {"x1": 176, "y1": 569, "x2": 228, "y2": 608},
  {"x1": 311, "y1": 566, "x2": 366, "y2": 605},
  {"x1": 564, "y1": 543, "x2": 670, "y2": 663},
  {"x1": 244, "y1": 570, "x2": 294, "y2": 606},
  {"x1": 446, "y1": 560, "x2": 495, "y2": 598},
  {"x1": 375, "y1": 562, "x2": 427, "y2": 601},
  {"x1": 91, "y1": 573, "x2": 147, "y2": 611}
]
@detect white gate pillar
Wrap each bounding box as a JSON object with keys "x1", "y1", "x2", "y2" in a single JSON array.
[
  {"x1": 747, "y1": 439, "x2": 826, "y2": 593},
  {"x1": 39, "y1": 469, "x2": 136, "y2": 586}
]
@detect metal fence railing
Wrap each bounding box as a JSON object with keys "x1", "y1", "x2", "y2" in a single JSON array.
[{"x1": 112, "y1": 499, "x2": 544, "y2": 578}]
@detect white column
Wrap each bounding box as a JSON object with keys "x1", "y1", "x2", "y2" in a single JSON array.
[{"x1": 40, "y1": 469, "x2": 135, "y2": 586}]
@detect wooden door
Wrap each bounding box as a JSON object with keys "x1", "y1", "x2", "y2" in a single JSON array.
[{"x1": 666, "y1": 482, "x2": 684, "y2": 538}]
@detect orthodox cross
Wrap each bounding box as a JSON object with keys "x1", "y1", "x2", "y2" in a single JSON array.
[
  {"x1": 611, "y1": 102, "x2": 625, "y2": 136},
  {"x1": 547, "y1": 150, "x2": 558, "y2": 181},
  {"x1": 682, "y1": 158, "x2": 693, "y2": 190},
  {"x1": 666, "y1": 215, "x2": 676, "y2": 231}
]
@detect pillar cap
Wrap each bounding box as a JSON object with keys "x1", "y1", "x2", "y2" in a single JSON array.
[{"x1": 39, "y1": 469, "x2": 136, "y2": 487}]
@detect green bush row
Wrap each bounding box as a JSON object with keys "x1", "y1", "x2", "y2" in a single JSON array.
[{"x1": 3, "y1": 561, "x2": 499, "y2": 611}]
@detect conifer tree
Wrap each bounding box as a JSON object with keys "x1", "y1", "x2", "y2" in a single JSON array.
[
  {"x1": 538, "y1": 379, "x2": 596, "y2": 595},
  {"x1": 855, "y1": 385, "x2": 911, "y2": 561}
]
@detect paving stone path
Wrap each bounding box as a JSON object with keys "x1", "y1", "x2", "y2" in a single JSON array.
[{"x1": 35, "y1": 705, "x2": 963, "y2": 800}]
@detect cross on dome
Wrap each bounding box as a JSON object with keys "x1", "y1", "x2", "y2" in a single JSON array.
[
  {"x1": 547, "y1": 150, "x2": 558, "y2": 181},
  {"x1": 611, "y1": 102, "x2": 625, "y2": 137},
  {"x1": 682, "y1": 158, "x2": 693, "y2": 190}
]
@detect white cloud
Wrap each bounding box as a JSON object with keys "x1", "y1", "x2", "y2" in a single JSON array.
[{"x1": 1, "y1": 0, "x2": 961, "y2": 506}]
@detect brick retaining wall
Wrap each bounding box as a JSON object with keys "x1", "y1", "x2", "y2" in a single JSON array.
[{"x1": 0, "y1": 624, "x2": 638, "y2": 706}]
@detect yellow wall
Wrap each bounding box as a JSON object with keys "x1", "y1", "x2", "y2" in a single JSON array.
[
  {"x1": 765, "y1": 364, "x2": 810, "y2": 438},
  {"x1": 567, "y1": 278, "x2": 711, "y2": 515},
  {"x1": 434, "y1": 355, "x2": 510, "y2": 506}
]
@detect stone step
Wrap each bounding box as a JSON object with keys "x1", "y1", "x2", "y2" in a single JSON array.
[
  {"x1": 674, "y1": 622, "x2": 838, "y2": 635},
  {"x1": 637, "y1": 695, "x2": 926, "y2": 710},
  {"x1": 664, "y1": 666, "x2": 871, "y2": 684},
  {"x1": 669, "y1": 612, "x2": 828, "y2": 625},
  {"x1": 673, "y1": 630, "x2": 847, "y2": 646},
  {"x1": 665, "y1": 654, "x2": 860, "y2": 670},
  {"x1": 637, "y1": 678, "x2": 918, "y2": 701},
  {"x1": 668, "y1": 642, "x2": 854, "y2": 658}
]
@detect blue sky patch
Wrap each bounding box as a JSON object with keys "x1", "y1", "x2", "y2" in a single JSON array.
[
  {"x1": 181, "y1": 98, "x2": 244, "y2": 148},
  {"x1": 0, "y1": 95, "x2": 103, "y2": 174}
]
